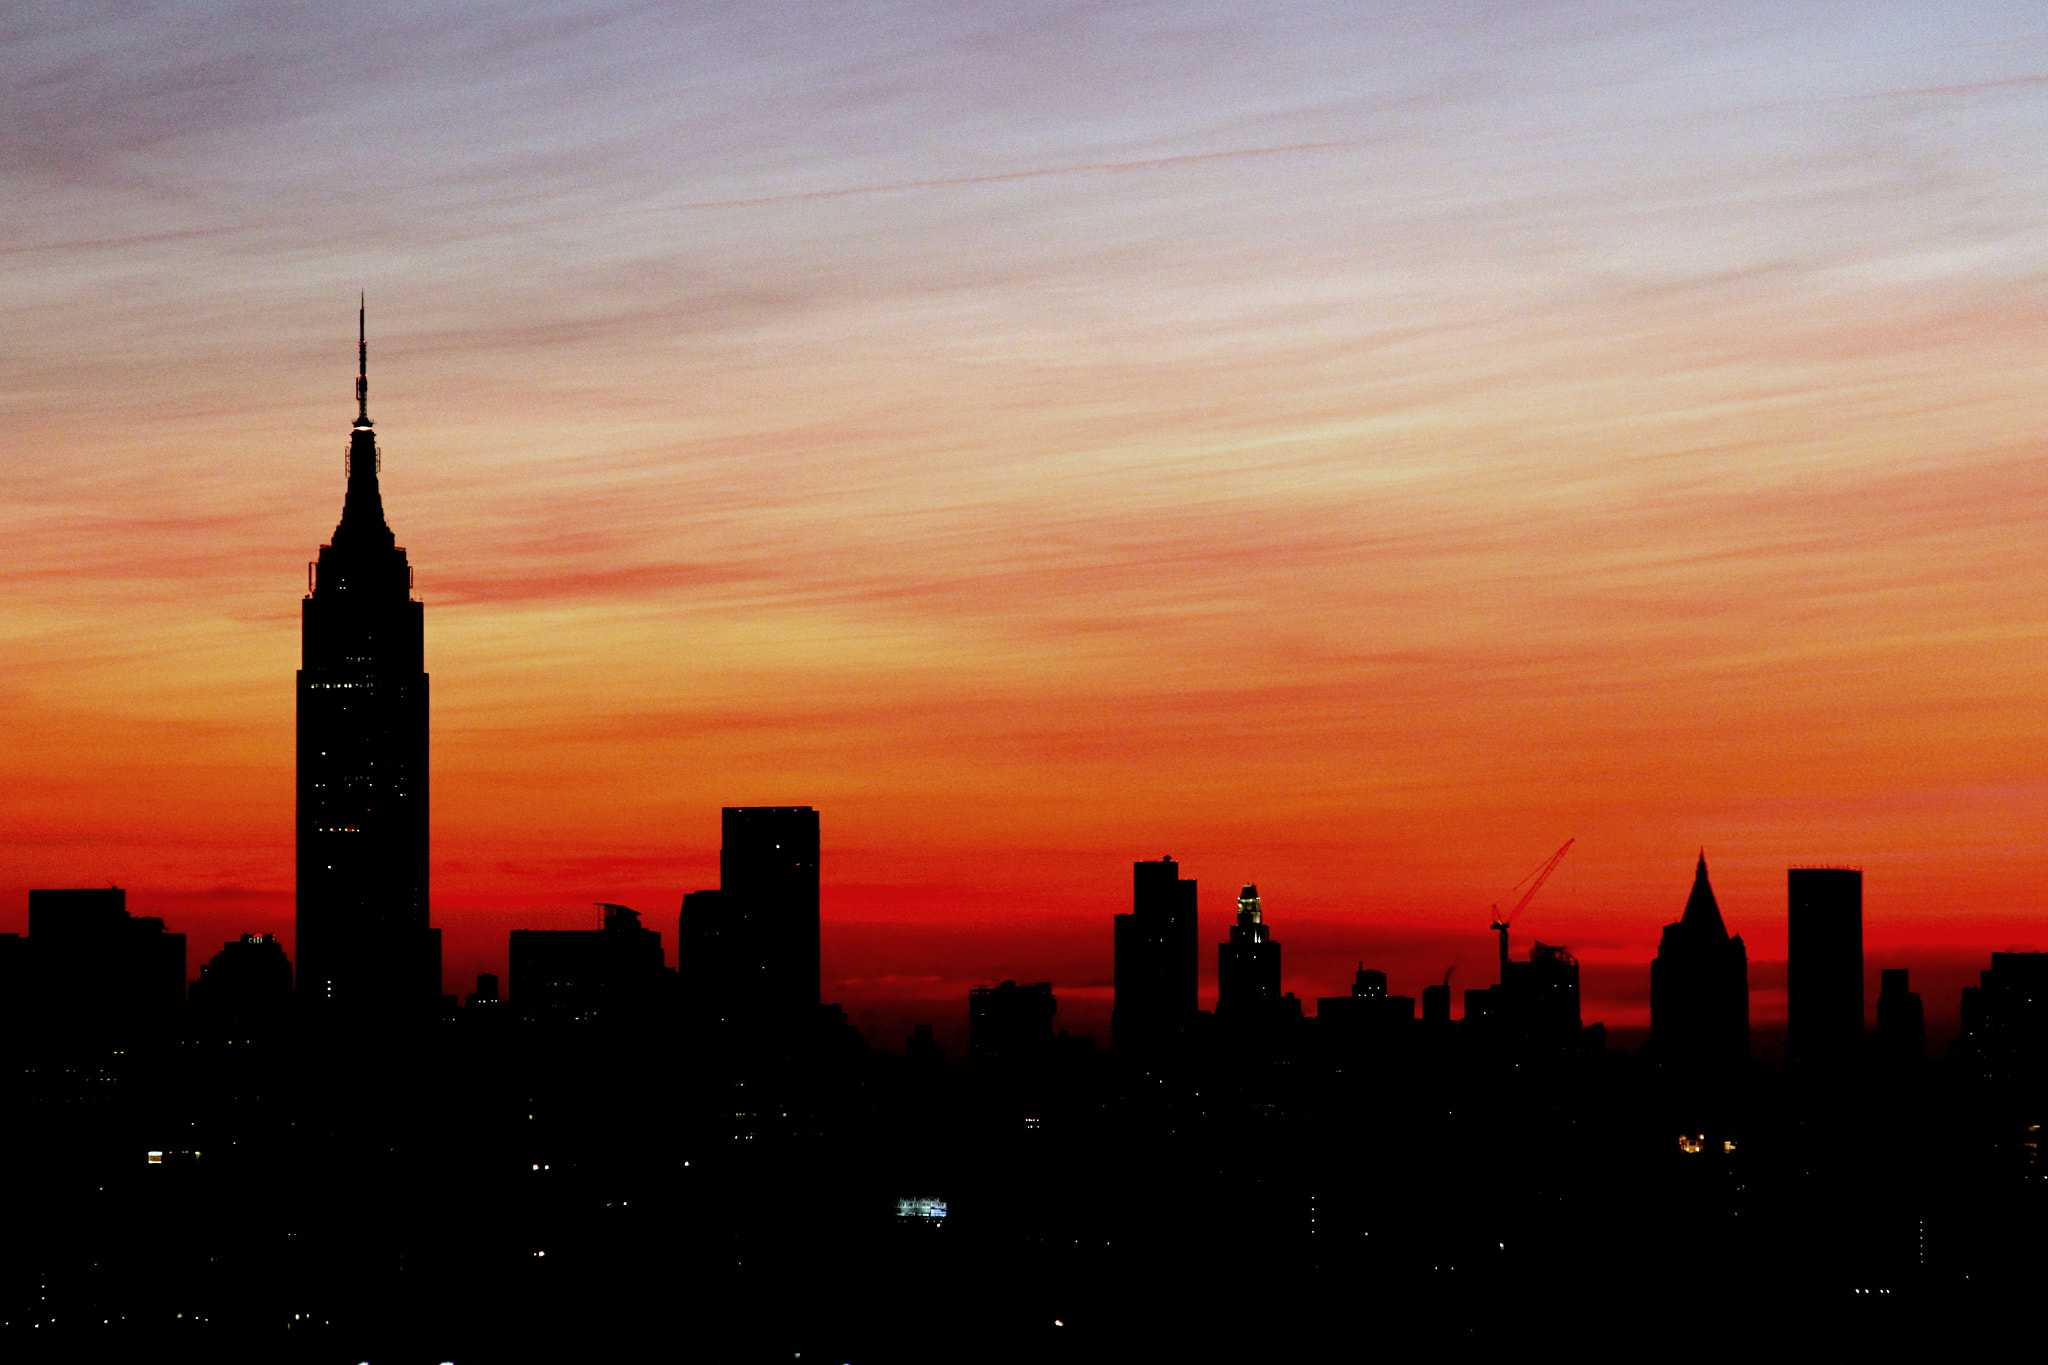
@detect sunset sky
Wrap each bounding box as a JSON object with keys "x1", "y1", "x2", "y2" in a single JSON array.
[{"x1": 6, "y1": 1, "x2": 2048, "y2": 1048}]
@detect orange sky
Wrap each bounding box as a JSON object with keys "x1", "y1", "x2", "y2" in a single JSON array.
[{"x1": 5, "y1": 2, "x2": 2048, "y2": 1048}]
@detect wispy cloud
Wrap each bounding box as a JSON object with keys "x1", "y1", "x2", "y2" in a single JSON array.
[{"x1": 635, "y1": 139, "x2": 1360, "y2": 213}]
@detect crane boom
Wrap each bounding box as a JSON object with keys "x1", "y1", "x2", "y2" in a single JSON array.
[
  {"x1": 1488, "y1": 838, "x2": 1574, "y2": 981},
  {"x1": 1504, "y1": 838, "x2": 1574, "y2": 922}
]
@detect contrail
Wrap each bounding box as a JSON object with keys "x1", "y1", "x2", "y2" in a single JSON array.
[{"x1": 658, "y1": 139, "x2": 1357, "y2": 213}]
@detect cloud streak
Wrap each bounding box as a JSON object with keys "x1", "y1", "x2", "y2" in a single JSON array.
[{"x1": 641, "y1": 139, "x2": 1361, "y2": 213}]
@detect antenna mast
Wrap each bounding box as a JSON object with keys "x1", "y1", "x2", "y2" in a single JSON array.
[{"x1": 355, "y1": 294, "x2": 371, "y2": 428}]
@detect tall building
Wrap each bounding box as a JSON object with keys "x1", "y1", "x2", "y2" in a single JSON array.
[
  {"x1": 1112, "y1": 856, "x2": 1197, "y2": 1056},
  {"x1": 1649, "y1": 854, "x2": 1750, "y2": 1072},
  {"x1": 1875, "y1": 967, "x2": 1924, "y2": 1064},
  {"x1": 721, "y1": 807, "x2": 821, "y2": 1024},
  {"x1": 296, "y1": 306, "x2": 436, "y2": 1012},
  {"x1": 1787, "y1": 868, "x2": 1862, "y2": 1069},
  {"x1": 1215, "y1": 883, "x2": 1304, "y2": 1043},
  {"x1": 1217, "y1": 884, "x2": 1282, "y2": 1014},
  {"x1": 678, "y1": 808, "x2": 821, "y2": 1038}
]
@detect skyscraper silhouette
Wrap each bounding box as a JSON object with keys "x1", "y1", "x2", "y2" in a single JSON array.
[
  {"x1": 1649, "y1": 854, "x2": 1749, "y2": 1072},
  {"x1": 676, "y1": 808, "x2": 823, "y2": 1044},
  {"x1": 1217, "y1": 884, "x2": 1281, "y2": 1013},
  {"x1": 1874, "y1": 967, "x2": 1923, "y2": 1064},
  {"x1": 1112, "y1": 856, "x2": 1197, "y2": 1056},
  {"x1": 720, "y1": 806, "x2": 821, "y2": 1029},
  {"x1": 296, "y1": 305, "x2": 436, "y2": 1012},
  {"x1": 1787, "y1": 868, "x2": 1862, "y2": 1070}
]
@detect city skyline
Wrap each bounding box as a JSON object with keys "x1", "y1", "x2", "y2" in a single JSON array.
[
  {"x1": 8, "y1": 2, "x2": 2048, "y2": 1053},
  {"x1": 12, "y1": 7, "x2": 2048, "y2": 1358},
  {"x1": 0, "y1": 311, "x2": 2030, "y2": 1052},
  {"x1": 8, "y1": 313, "x2": 2039, "y2": 1047}
]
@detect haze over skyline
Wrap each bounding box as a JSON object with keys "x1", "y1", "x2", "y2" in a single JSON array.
[{"x1": 7, "y1": 1, "x2": 2048, "y2": 1045}]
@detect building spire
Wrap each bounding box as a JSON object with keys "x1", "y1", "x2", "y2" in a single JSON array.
[
  {"x1": 333, "y1": 299, "x2": 393, "y2": 549},
  {"x1": 1680, "y1": 851, "x2": 1729, "y2": 940},
  {"x1": 354, "y1": 293, "x2": 372, "y2": 429}
]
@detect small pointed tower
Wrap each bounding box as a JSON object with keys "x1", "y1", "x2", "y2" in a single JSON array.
[
  {"x1": 296, "y1": 301, "x2": 438, "y2": 1014},
  {"x1": 1649, "y1": 852, "x2": 1750, "y2": 1072}
]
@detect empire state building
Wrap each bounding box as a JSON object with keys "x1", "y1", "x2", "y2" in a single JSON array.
[{"x1": 296, "y1": 305, "x2": 438, "y2": 1010}]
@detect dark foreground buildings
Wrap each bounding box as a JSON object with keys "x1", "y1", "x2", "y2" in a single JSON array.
[
  {"x1": 189, "y1": 932, "x2": 293, "y2": 1033},
  {"x1": 6, "y1": 888, "x2": 185, "y2": 1050},
  {"x1": 967, "y1": 979, "x2": 1057, "y2": 1066},
  {"x1": 1959, "y1": 951, "x2": 2048, "y2": 1079},
  {"x1": 1465, "y1": 931, "x2": 1589, "y2": 1054},
  {"x1": 295, "y1": 307, "x2": 437, "y2": 1013},
  {"x1": 1317, "y1": 964, "x2": 1416, "y2": 1050},
  {"x1": 7, "y1": 847, "x2": 2048, "y2": 1358},
  {"x1": 510, "y1": 903, "x2": 665, "y2": 1020}
]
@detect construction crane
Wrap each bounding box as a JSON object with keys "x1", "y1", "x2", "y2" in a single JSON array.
[{"x1": 1489, "y1": 838, "x2": 1574, "y2": 981}]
